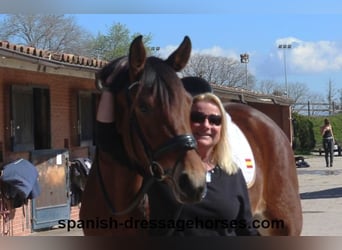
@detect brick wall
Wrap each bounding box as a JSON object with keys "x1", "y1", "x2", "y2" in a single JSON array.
[
  {"x1": 70, "y1": 206, "x2": 81, "y2": 221},
  {"x1": 0, "y1": 201, "x2": 32, "y2": 236},
  {"x1": 0, "y1": 67, "x2": 95, "y2": 236},
  {"x1": 0, "y1": 201, "x2": 81, "y2": 236}
]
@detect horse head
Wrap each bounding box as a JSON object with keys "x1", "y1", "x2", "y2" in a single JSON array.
[{"x1": 97, "y1": 36, "x2": 206, "y2": 203}]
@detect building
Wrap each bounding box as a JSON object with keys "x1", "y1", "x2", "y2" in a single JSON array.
[{"x1": 0, "y1": 41, "x2": 104, "y2": 235}]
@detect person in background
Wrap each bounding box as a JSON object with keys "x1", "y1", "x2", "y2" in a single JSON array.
[{"x1": 320, "y1": 118, "x2": 335, "y2": 167}]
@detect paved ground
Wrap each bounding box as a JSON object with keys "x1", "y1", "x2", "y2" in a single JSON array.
[
  {"x1": 30, "y1": 154, "x2": 342, "y2": 236},
  {"x1": 297, "y1": 154, "x2": 342, "y2": 236}
]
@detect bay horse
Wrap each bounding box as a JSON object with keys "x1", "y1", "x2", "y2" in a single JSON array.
[
  {"x1": 79, "y1": 36, "x2": 207, "y2": 236},
  {"x1": 226, "y1": 102, "x2": 302, "y2": 235}
]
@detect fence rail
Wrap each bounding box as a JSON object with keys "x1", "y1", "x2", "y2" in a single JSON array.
[{"x1": 292, "y1": 101, "x2": 342, "y2": 116}]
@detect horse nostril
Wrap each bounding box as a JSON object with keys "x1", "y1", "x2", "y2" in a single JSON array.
[
  {"x1": 179, "y1": 173, "x2": 189, "y2": 188},
  {"x1": 179, "y1": 173, "x2": 206, "y2": 202}
]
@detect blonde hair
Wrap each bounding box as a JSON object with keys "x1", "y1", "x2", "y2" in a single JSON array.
[{"x1": 192, "y1": 93, "x2": 239, "y2": 175}]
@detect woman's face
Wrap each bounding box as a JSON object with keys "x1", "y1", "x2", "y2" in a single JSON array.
[{"x1": 190, "y1": 100, "x2": 222, "y2": 155}]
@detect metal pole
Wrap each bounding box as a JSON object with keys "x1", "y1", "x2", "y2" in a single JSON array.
[
  {"x1": 245, "y1": 62, "x2": 248, "y2": 87},
  {"x1": 283, "y1": 48, "x2": 288, "y2": 96},
  {"x1": 278, "y1": 44, "x2": 291, "y2": 97}
]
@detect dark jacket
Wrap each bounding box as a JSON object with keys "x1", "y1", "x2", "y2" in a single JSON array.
[{"x1": 147, "y1": 166, "x2": 259, "y2": 236}]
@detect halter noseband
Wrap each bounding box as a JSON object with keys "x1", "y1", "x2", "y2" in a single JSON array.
[{"x1": 148, "y1": 134, "x2": 197, "y2": 181}]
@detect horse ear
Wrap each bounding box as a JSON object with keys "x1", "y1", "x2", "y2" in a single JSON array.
[
  {"x1": 165, "y1": 36, "x2": 192, "y2": 71},
  {"x1": 129, "y1": 35, "x2": 147, "y2": 80}
]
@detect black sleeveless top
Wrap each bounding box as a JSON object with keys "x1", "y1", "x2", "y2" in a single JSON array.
[
  {"x1": 323, "y1": 127, "x2": 333, "y2": 139},
  {"x1": 147, "y1": 166, "x2": 259, "y2": 236}
]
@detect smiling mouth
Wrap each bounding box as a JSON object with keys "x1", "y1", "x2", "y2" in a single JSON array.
[
  {"x1": 196, "y1": 134, "x2": 212, "y2": 139},
  {"x1": 195, "y1": 132, "x2": 211, "y2": 136}
]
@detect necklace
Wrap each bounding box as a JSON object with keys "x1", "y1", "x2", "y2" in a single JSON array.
[
  {"x1": 203, "y1": 156, "x2": 214, "y2": 183},
  {"x1": 205, "y1": 161, "x2": 215, "y2": 183}
]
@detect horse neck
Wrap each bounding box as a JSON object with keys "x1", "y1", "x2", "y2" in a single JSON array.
[{"x1": 97, "y1": 150, "x2": 144, "y2": 211}]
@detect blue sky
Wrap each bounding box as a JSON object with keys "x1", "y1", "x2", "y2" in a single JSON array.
[
  {"x1": 71, "y1": 12, "x2": 342, "y2": 97},
  {"x1": 2, "y1": 0, "x2": 342, "y2": 97}
]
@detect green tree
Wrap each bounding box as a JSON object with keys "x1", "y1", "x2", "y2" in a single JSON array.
[
  {"x1": 87, "y1": 22, "x2": 153, "y2": 61},
  {"x1": 292, "y1": 112, "x2": 316, "y2": 153}
]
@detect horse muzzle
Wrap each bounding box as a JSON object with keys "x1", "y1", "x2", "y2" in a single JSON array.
[
  {"x1": 149, "y1": 134, "x2": 207, "y2": 203},
  {"x1": 177, "y1": 172, "x2": 207, "y2": 203}
]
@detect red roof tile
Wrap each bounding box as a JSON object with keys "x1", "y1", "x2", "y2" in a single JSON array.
[{"x1": 0, "y1": 40, "x2": 107, "y2": 69}]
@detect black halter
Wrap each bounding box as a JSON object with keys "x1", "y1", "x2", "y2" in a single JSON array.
[{"x1": 96, "y1": 79, "x2": 198, "y2": 216}]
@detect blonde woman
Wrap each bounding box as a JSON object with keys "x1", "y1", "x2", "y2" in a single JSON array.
[
  {"x1": 147, "y1": 92, "x2": 259, "y2": 236},
  {"x1": 95, "y1": 73, "x2": 259, "y2": 236}
]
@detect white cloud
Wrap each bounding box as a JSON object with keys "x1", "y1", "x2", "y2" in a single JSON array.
[
  {"x1": 159, "y1": 45, "x2": 237, "y2": 59},
  {"x1": 277, "y1": 37, "x2": 342, "y2": 73},
  {"x1": 158, "y1": 45, "x2": 178, "y2": 59},
  {"x1": 159, "y1": 37, "x2": 342, "y2": 78}
]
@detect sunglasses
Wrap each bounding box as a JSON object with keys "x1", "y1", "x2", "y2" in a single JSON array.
[{"x1": 190, "y1": 112, "x2": 222, "y2": 126}]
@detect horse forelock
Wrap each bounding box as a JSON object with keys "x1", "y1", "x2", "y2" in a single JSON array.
[{"x1": 140, "y1": 57, "x2": 186, "y2": 115}]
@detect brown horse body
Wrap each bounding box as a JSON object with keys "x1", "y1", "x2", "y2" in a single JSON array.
[
  {"x1": 80, "y1": 36, "x2": 207, "y2": 236},
  {"x1": 226, "y1": 102, "x2": 302, "y2": 235}
]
